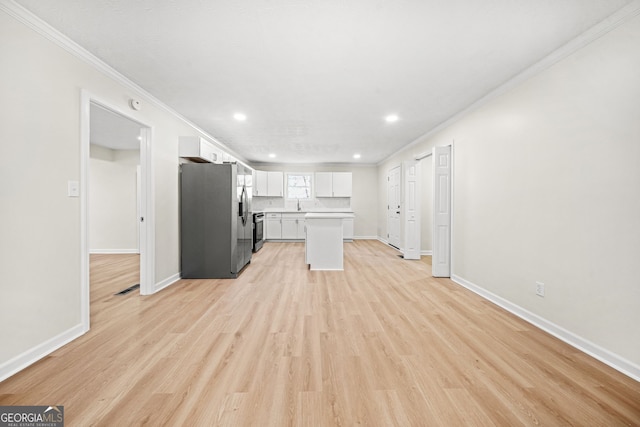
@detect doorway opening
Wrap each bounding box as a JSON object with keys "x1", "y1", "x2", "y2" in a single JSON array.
[
  {"x1": 387, "y1": 165, "x2": 401, "y2": 249},
  {"x1": 80, "y1": 92, "x2": 154, "y2": 332},
  {"x1": 409, "y1": 142, "x2": 454, "y2": 277}
]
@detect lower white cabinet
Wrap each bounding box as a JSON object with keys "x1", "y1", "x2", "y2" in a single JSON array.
[
  {"x1": 281, "y1": 217, "x2": 297, "y2": 239},
  {"x1": 265, "y1": 212, "x2": 353, "y2": 241},
  {"x1": 282, "y1": 213, "x2": 306, "y2": 239},
  {"x1": 265, "y1": 213, "x2": 282, "y2": 239}
]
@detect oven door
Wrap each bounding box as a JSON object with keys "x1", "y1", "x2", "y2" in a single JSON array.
[{"x1": 253, "y1": 213, "x2": 264, "y2": 252}]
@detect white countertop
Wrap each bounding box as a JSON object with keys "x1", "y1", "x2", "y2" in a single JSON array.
[
  {"x1": 305, "y1": 212, "x2": 355, "y2": 219},
  {"x1": 259, "y1": 208, "x2": 353, "y2": 213}
]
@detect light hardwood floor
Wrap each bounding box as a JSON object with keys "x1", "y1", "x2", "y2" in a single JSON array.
[{"x1": 1, "y1": 241, "x2": 638, "y2": 426}]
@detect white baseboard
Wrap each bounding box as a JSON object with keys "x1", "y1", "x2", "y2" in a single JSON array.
[
  {"x1": 378, "y1": 237, "x2": 400, "y2": 249},
  {"x1": 90, "y1": 249, "x2": 139, "y2": 254},
  {"x1": 373, "y1": 237, "x2": 431, "y2": 255},
  {"x1": 451, "y1": 274, "x2": 640, "y2": 382},
  {"x1": 354, "y1": 236, "x2": 379, "y2": 240},
  {"x1": 154, "y1": 273, "x2": 181, "y2": 294},
  {"x1": 1, "y1": 272, "x2": 180, "y2": 381},
  {"x1": 0, "y1": 323, "x2": 86, "y2": 382}
]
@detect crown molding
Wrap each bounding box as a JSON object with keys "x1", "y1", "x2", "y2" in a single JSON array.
[
  {"x1": 0, "y1": 0, "x2": 249, "y2": 165},
  {"x1": 376, "y1": 0, "x2": 640, "y2": 166}
]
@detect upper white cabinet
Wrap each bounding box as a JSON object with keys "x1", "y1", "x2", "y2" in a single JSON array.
[
  {"x1": 267, "y1": 172, "x2": 284, "y2": 197},
  {"x1": 315, "y1": 173, "x2": 333, "y2": 197},
  {"x1": 254, "y1": 171, "x2": 284, "y2": 197},
  {"x1": 179, "y1": 136, "x2": 223, "y2": 163},
  {"x1": 315, "y1": 172, "x2": 352, "y2": 197},
  {"x1": 222, "y1": 152, "x2": 236, "y2": 163},
  {"x1": 254, "y1": 171, "x2": 268, "y2": 196},
  {"x1": 333, "y1": 172, "x2": 352, "y2": 197}
]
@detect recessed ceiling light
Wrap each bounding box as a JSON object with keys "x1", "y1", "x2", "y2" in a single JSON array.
[
  {"x1": 233, "y1": 113, "x2": 247, "y2": 121},
  {"x1": 268, "y1": 153, "x2": 276, "y2": 158},
  {"x1": 385, "y1": 114, "x2": 399, "y2": 123},
  {"x1": 353, "y1": 154, "x2": 361, "y2": 159}
]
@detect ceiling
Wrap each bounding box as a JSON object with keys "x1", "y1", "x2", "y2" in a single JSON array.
[{"x1": 14, "y1": 0, "x2": 632, "y2": 164}]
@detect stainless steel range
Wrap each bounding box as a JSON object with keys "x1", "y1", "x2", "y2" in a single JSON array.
[{"x1": 253, "y1": 212, "x2": 264, "y2": 252}]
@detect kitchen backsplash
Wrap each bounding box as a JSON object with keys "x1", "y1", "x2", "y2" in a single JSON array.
[{"x1": 252, "y1": 197, "x2": 350, "y2": 211}]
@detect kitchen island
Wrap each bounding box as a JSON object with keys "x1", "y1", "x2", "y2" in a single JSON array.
[{"x1": 305, "y1": 212, "x2": 355, "y2": 270}]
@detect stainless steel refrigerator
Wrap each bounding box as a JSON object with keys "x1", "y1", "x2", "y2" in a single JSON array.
[{"x1": 180, "y1": 162, "x2": 252, "y2": 278}]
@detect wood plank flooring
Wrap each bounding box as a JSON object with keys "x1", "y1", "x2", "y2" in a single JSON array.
[{"x1": 0, "y1": 241, "x2": 638, "y2": 426}]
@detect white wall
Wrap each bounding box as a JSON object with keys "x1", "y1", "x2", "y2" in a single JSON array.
[
  {"x1": 378, "y1": 14, "x2": 640, "y2": 371},
  {"x1": 0, "y1": 6, "x2": 202, "y2": 376},
  {"x1": 253, "y1": 164, "x2": 378, "y2": 238},
  {"x1": 89, "y1": 145, "x2": 140, "y2": 253}
]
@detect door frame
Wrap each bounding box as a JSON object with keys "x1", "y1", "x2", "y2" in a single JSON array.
[
  {"x1": 80, "y1": 90, "x2": 155, "y2": 332},
  {"x1": 386, "y1": 165, "x2": 402, "y2": 249}
]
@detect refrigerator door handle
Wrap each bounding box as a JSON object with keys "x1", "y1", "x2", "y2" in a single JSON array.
[
  {"x1": 244, "y1": 186, "x2": 249, "y2": 223},
  {"x1": 239, "y1": 185, "x2": 248, "y2": 225}
]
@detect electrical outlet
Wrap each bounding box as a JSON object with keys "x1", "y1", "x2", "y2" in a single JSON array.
[{"x1": 535, "y1": 281, "x2": 545, "y2": 297}]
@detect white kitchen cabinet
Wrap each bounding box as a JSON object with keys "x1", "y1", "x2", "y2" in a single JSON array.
[
  {"x1": 254, "y1": 171, "x2": 268, "y2": 196},
  {"x1": 315, "y1": 172, "x2": 333, "y2": 197},
  {"x1": 178, "y1": 136, "x2": 222, "y2": 163},
  {"x1": 332, "y1": 172, "x2": 352, "y2": 197},
  {"x1": 315, "y1": 172, "x2": 352, "y2": 197},
  {"x1": 266, "y1": 211, "x2": 348, "y2": 241},
  {"x1": 254, "y1": 171, "x2": 284, "y2": 197},
  {"x1": 281, "y1": 217, "x2": 297, "y2": 239},
  {"x1": 267, "y1": 171, "x2": 284, "y2": 197},
  {"x1": 222, "y1": 152, "x2": 235, "y2": 163},
  {"x1": 265, "y1": 213, "x2": 282, "y2": 239},
  {"x1": 282, "y1": 213, "x2": 305, "y2": 239}
]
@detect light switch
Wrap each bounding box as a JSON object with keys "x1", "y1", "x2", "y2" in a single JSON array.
[{"x1": 68, "y1": 180, "x2": 80, "y2": 197}]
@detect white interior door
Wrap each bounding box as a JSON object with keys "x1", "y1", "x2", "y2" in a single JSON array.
[
  {"x1": 387, "y1": 166, "x2": 401, "y2": 249},
  {"x1": 403, "y1": 161, "x2": 420, "y2": 259},
  {"x1": 432, "y1": 145, "x2": 451, "y2": 277}
]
